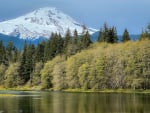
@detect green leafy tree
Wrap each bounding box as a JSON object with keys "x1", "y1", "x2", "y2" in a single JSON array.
[
  {"x1": 4, "y1": 62, "x2": 20, "y2": 88},
  {"x1": 78, "y1": 63, "x2": 90, "y2": 89},
  {"x1": 41, "y1": 56, "x2": 65, "y2": 89},
  {"x1": 52, "y1": 62, "x2": 66, "y2": 90},
  {"x1": 0, "y1": 64, "x2": 6, "y2": 85}
]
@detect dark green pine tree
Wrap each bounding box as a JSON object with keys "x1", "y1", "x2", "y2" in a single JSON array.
[
  {"x1": 44, "y1": 39, "x2": 50, "y2": 61},
  {"x1": 97, "y1": 28, "x2": 103, "y2": 42},
  {"x1": 122, "y1": 28, "x2": 131, "y2": 42},
  {"x1": 0, "y1": 40, "x2": 5, "y2": 65},
  {"x1": 35, "y1": 42, "x2": 45, "y2": 62},
  {"x1": 44, "y1": 33, "x2": 64, "y2": 61},
  {"x1": 139, "y1": 30, "x2": 149, "y2": 40},
  {"x1": 11, "y1": 47, "x2": 18, "y2": 63},
  {"x1": 97, "y1": 23, "x2": 118, "y2": 43},
  {"x1": 139, "y1": 24, "x2": 150, "y2": 40},
  {"x1": 18, "y1": 42, "x2": 35, "y2": 84},
  {"x1": 108, "y1": 27, "x2": 118, "y2": 43},
  {"x1": 18, "y1": 41, "x2": 27, "y2": 84},
  {"x1": 147, "y1": 23, "x2": 150, "y2": 35},
  {"x1": 98, "y1": 23, "x2": 109, "y2": 42},
  {"x1": 56, "y1": 33, "x2": 64, "y2": 55},
  {"x1": 48, "y1": 33, "x2": 58, "y2": 59},
  {"x1": 104, "y1": 24, "x2": 110, "y2": 43},
  {"x1": 72, "y1": 29, "x2": 79, "y2": 54},
  {"x1": 73, "y1": 29, "x2": 78, "y2": 45},
  {"x1": 63, "y1": 29, "x2": 71, "y2": 56},
  {"x1": 25, "y1": 44, "x2": 35, "y2": 83},
  {"x1": 6, "y1": 41, "x2": 14, "y2": 63},
  {"x1": 44, "y1": 33, "x2": 56, "y2": 61},
  {"x1": 112, "y1": 27, "x2": 118, "y2": 43},
  {"x1": 81, "y1": 30, "x2": 92, "y2": 49}
]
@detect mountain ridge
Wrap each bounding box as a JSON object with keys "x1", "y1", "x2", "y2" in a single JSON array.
[{"x1": 0, "y1": 7, "x2": 97, "y2": 40}]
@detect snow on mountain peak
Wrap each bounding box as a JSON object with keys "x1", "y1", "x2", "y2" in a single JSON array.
[{"x1": 0, "y1": 7, "x2": 97, "y2": 40}]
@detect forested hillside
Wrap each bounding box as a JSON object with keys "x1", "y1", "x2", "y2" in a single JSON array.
[
  {"x1": 0, "y1": 24, "x2": 150, "y2": 90},
  {"x1": 40, "y1": 40, "x2": 150, "y2": 90}
]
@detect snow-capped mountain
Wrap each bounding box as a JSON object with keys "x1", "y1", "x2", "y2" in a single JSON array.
[{"x1": 0, "y1": 7, "x2": 96, "y2": 40}]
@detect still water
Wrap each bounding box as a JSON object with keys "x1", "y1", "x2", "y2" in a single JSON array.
[{"x1": 0, "y1": 91, "x2": 150, "y2": 113}]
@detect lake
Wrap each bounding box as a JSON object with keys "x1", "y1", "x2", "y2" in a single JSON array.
[{"x1": 0, "y1": 91, "x2": 149, "y2": 113}]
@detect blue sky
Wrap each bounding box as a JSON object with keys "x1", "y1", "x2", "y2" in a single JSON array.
[{"x1": 0, "y1": 0, "x2": 149, "y2": 35}]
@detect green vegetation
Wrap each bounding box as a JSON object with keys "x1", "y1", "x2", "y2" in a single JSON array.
[
  {"x1": 97, "y1": 23, "x2": 118, "y2": 43},
  {"x1": 122, "y1": 29, "x2": 131, "y2": 42},
  {"x1": 0, "y1": 24, "x2": 150, "y2": 92}
]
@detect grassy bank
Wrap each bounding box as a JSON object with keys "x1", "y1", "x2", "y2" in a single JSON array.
[
  {"x1": 0, "y1": 85, "x2": 150, "y2": 94},
  {"x1": 0, "y1": 85, "x2": 42, "y2": 91},
  {"x1": 63, "y1": 89, "x2": 150, "y2": 94}
]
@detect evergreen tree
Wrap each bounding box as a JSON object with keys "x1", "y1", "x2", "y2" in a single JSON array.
[
  {"x1": 73, "y1": 29, "x2": 78, "y2": 45},
  {"x1": 139, "y1": 24, "x2": 150, "y2": 40},
  {"x1": 80, "y1": 25, "x2": 92, "y2": 49},
  {"x1": 97, "y1": 23, "x2": 118, "y2": 43},
  {"x1": 63, "y1": 29, "x2": 72, "y2": 57},
  {"x1": 147, "y1": 23, "x2": 150, "y2": 35},
  {"x1": 48, "y1": 33, "x2": 58, "y2": 59},
  {"x1": 111, "y1": 27, "x2": 118, "y2": 43},
  {"x1": 35, "y1": 42, "x2": 45, "y2": 62},
  {"x1": 5, "y1": 41, "x2": 18, "y2": 64},
  {"x1": 18, "y1": 42, "x2": 35, "y2": 84},
  {"x1": 18, "y1": 41, "x2": 27, "y2": 84},
  {"x1": 56, "y1": 33, "x2": 64, "y2": 55},
  {"x1": 25, "y1": 44, "x2": 35, "y2": 83},
  {"x1": 97, "y1": 28, "x2": 103, "y2": 42},
  {"x1": 44, "y1": 33, "x2": 64, "y2": 61},
  {"x1": 11, "y1": 47, "x2": 18, "y2": 63},
  {"x1": 6, "y1": 41, "x2": 13, "y2": 62},
  {"x1": 44, "y1": 38, "x2": 51, "y2": 61},
  {"x1": 103, "y1": 23, "x2": 110, "y2": 42},
  {"x1": 122, "y1": 29, "x2": 131, "y2": 42},
  {"x1": 81, "y1": 30, "x2": 92, "y2": 49},
  {"x1": 31, "y1": 61, "x2": 43, "y2": 86},
  {"x1": 0, "y1": 41, "x2": 5, "y2": 64},
  {"x1": 72, "y1": 29, "x2": 79, "y2": 54},
  {"x1": 44, "y1": 32, "x2": 57, "y2": 61},
  {"x1": 139, "y1": 30, "x2": 149, "y2": 40}
]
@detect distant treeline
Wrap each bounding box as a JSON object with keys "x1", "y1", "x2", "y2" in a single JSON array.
[{"x1": 0, "y1": 23, "x2": 150, "y2": 90}]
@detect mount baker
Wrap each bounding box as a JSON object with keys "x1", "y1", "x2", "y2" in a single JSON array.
[{"x1": 0, "y1": 7, "x2": 96, "y2": 40}]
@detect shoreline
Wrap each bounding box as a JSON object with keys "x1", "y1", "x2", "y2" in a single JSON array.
[
  {"x1": 63, "y1": 89, "x2": 150, "y2": 94},
  {"x1": 0, "y1": 86, "x2": 150, "y2": 94}
]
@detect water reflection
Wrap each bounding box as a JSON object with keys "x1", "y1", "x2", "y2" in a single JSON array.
[{"x1": 0, "y1": 92, "x2": 149, "y2": 113}]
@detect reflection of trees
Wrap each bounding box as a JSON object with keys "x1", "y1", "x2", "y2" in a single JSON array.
[
  {"x1": 0, "y1": 97, "x2": 19, "y2": 113},
  {"x1": 0, "y1": 92, "x2": 150, "y2": 113},
  {"x1": 40, "y1": 92, "x2": 53, "y2": 113}
]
